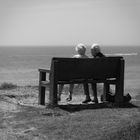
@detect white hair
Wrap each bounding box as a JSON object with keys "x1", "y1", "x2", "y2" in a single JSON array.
[
  {"x1": 75, "y1": 43, "x2": 86, "y2": 55},
  {"x1": 91, "y1": 43, "x2": 101, "y2": 53}
]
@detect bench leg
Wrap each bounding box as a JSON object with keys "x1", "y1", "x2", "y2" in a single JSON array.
[
  {"x1": 38, "y1": 71, "x2": 46, "y2": 105},
  {"x1": 115, "y1": 82, "x2": 124, "y2": 103},
  {"x1": 115, "y1": 59, "x2": 124, "y2": 104},
  {"x1": 38, "y1": 86, "x2": 46, "y2": 105},
  {"x1": 49, "y1": 83, "x2": 58, "y2": 106},
  {"x1": 103, "y1": 83, "x2": 110, "y2": 102}
]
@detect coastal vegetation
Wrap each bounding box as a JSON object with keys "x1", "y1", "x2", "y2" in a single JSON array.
[
  {"x1": 0, "y1": 83, "x2": 140, "y2": 139},
  {"x1": 0, "y1": 82, "x2": 17, "y2": 90}
]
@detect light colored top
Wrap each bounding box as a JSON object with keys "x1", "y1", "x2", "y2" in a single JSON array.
[{"x1": 73, "y1": 54, "x2": 88, "y2": 58}]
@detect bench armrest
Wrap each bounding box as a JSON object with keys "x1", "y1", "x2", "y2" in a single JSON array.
[{"x1": 38, "y1": 68, "x2": 50, "y2": 73}]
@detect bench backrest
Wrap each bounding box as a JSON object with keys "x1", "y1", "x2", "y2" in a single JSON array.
[{"x1": 50, "y1": 57, "x2": 124, "y2": 81}]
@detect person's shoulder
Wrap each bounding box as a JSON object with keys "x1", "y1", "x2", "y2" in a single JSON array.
[
  {"x1": 98, "y1": 52, "x2": 105, "y2": 57},
  {"x1": 73, "y1": 54, "x2": 80, "y2": 58},
  {"x1": 73, "y1": 54, "x2": 89, "y2": 58}
]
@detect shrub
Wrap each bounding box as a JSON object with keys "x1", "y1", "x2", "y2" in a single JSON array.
[{"x1": 0, "y1": 82, "x2": 17, "y2": 90}]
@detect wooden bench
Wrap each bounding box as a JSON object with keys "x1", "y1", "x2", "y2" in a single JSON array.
[{"x1": 38, "y1": 57, "x2": 125, "y2": 106}]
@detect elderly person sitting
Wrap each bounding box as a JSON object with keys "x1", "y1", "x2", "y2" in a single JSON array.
[
  {"x1": 83, "y1": 44, "x2": 105, "y2": 103},
  {"x1": 58, "y1": 43, "x2": 90, "y2": 102}
]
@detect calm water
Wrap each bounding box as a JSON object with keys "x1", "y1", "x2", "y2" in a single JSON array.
[{"x1": 0, "y1": 46, "x2": 139, "y2": 87}]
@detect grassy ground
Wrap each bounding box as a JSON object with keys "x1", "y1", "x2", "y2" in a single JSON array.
[{"x1": 0, "y1": 85, "x2": 140, "y2": 140}]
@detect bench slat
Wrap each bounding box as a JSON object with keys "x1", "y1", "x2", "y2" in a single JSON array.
[
  {"x1": 39, "y1": 69, "x2": 50, "y2": 73},
  {"x1": 40, "y1": 79, "x2": 117, "y2": 85}
]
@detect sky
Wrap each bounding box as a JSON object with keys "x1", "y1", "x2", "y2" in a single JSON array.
[{"x1": 0, "y1": 0, "x2": 140, "y2": 46}]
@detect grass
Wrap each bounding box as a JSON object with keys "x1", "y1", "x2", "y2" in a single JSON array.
[
  {"x1": 7, "y1": 103, "x2": 140, "y2": 140},
  {"x1": 0, "y1": 82, "x2": 17, "y2": 90},
  {"x1": 0, "y1": 84, "x2": 140, "y2": 139}
]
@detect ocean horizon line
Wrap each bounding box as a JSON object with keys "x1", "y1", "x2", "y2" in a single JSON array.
[{"x1": 0, "y1": 45, "x2": 140, "y2": 48}]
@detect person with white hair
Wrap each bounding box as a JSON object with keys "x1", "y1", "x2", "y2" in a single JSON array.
[
  {"x1": 91, "y1": 43, "x2": 104, "y2": 58},
  {"x1": 91, "y1": 44, "x2": 105, "y2": 103},
  {"x1": 58, "y1": 43, "x2": 91, "y2": 102},
  {"x1": 82, "y1": 43, "x2": 105, "y2": 103},
  {"x1": 74, "y1": 43, "x2": 88, "y2": 58}
]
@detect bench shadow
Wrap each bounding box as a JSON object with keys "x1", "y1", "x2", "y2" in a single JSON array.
[{"x1": 58, "y1": 102, "x2": 138, "y2": 113}]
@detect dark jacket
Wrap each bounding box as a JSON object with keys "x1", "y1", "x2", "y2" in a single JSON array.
[{"x1": 94, "y1": 52, "x2": 105, "y2": 58}]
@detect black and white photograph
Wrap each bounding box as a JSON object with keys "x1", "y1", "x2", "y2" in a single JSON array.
[{"x1": 0, "y1": 0, "x2": 140, "y2": 139}]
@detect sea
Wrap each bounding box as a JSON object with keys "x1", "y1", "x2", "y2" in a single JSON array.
[{"x1": 0, "y1": 46, "x2": 140, "y2": 94}]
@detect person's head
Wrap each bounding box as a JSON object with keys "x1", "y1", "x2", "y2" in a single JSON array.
[
  {"x1": 75, "y1": 43, "x2": 86, "y2": 55},
  {"x1": 91, "y1": 43, "x2": 101, "y2": 57}
]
